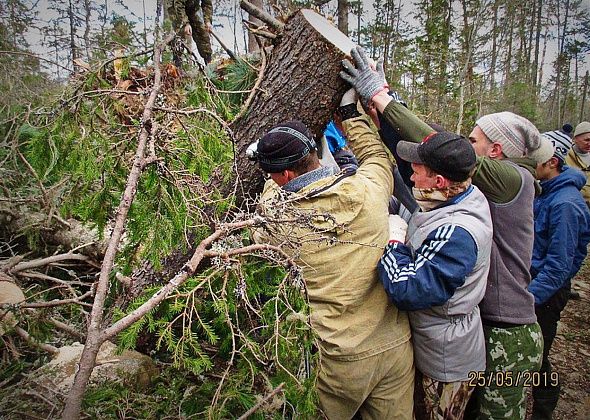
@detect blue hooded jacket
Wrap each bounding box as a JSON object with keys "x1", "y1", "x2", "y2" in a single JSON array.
[{"x1": 529, "y1": 166, "x2": 590, "y2": 305}]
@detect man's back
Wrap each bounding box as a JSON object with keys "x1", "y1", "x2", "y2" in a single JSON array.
[
  {"x1": 475, "y1": 160, "x2": 538, "y2": 325},
  {"x1": 252, "y1": 114, "x2": 415, "y2": 419},
  {"x1": 256, "y1": 116, "x2": 410, "y2": 359}
]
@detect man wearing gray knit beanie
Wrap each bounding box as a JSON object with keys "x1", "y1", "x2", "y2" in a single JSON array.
[
  {"x1": 459, "y1": 112, "x2": 545, "y2": 420},
  {"x1": 475, "y1": 112, "x2": 554, "y2": 164},
  {"x1": 565, "y1": 121, "x2": 590, "y2": 207},
  {"x1": 340, "y1": 47, "x2": 544, "y2": 420}
]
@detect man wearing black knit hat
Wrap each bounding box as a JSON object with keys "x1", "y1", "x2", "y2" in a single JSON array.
[
  {"x1": 253, "y1": 120, "x2": 330, "y2": 191},
  {"x1": 251, "y1": 90, "x2": 414, "y2": 420}
]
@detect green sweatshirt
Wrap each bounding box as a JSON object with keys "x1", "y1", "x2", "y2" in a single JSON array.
[{"x1": 381, "y1": 101, "x2": 536, "y2": 204}]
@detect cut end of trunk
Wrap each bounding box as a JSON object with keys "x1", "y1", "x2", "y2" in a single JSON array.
[{"x1": 300, "y1": 9, "x2": 356, "y2": 56}]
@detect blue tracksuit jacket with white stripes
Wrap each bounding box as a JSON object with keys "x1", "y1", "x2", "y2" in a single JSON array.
[{"x1": 378, "y1": 185, "x2": 492, "y2": 381}]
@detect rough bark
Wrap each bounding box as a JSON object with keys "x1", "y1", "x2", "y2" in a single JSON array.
[{"x1": 231, "y1": 9, "x2": 355, "y2": 207}]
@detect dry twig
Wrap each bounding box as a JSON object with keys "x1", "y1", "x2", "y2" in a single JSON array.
[{"x1": 237, "y1": 383, "x2": 285, "y2": 420}]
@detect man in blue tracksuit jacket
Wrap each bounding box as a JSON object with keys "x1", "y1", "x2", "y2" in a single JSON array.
[
  {"x1": 529, "y1": 129, "x2": 590, "y2": 419},
  {"x1": 377, "y1": 131, "x2": 493, "y2": 419}
]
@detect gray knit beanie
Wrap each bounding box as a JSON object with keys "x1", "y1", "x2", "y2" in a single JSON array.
[
  {"x1": 574, "y1": 121, "x2": 590, "y2": 138},
  {"x1": 476, "y1": 112, "x2": 543, "y2": 159}
]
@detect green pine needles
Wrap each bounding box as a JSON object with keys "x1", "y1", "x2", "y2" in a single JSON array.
[
  {"x1": 115, "y1": 258, "x2": 318, "y2": 418},
  {"x1": 1, "y1": 52, "x2": 319, "y2": 418}
]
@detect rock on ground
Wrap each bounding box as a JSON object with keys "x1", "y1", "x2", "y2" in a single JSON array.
[
  {"x1": 34, "y1": 340, "x2": 158, "y2": 393},
  {"x1": 0, "y1": 280, "x2": 25, "y2": 336}
]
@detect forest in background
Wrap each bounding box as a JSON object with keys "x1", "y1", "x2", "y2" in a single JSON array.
[
  {"x1": 3, "y1": 0, "x2": 589, "y2": 128},
  {"x1": 0, "y1": 0, "x2": 589, "y2": 418}
]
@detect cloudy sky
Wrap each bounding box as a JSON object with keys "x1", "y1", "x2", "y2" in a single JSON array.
[{"x1": 25, "y1": 0, "x2": 589, "y2": 85}]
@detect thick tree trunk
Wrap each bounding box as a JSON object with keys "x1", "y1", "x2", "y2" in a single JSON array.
[{"x1": 231, "y1": 9, "x2": 355, "y2": 207}]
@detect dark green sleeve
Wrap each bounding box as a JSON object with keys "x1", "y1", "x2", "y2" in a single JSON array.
[
  {"x1": 471, "y1": 157, "x2": 523, "y2": 204},
  {"x1": 381, "y1": 101, "x2": 434, "y2": 144},
  {"x1": 382, "y1": 99, "x2": 524, "y2": 204}
]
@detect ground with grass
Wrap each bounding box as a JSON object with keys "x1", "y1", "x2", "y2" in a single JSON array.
[{"x1": 550, "y1": 260, "x2": 590, "y2": 419}]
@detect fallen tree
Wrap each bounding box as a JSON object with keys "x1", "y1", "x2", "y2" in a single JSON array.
[
  {"x1": 1, "y1": 7, "x2": 362, "y2": 419},
  {"x1": 0, "y1": 201, "x2": 107, "y2": 260},
  {"x1": 62, "y1": 8, "x2": 358, "y2": 416}
]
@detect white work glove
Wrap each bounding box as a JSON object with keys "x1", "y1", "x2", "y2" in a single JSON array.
[
  {"x1": 388, "y1": 214, "x2": 407, "y2": 244},
  {"x1": 340, "y1": 88, "x2": 358, "y2": 107},
  {"x1": 317, "y1": 136, "x2": 340, "y2": 171}
]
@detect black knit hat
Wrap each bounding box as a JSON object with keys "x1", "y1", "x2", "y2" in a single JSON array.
[
  {"x1": 396, "y1": 131, "x2": 476, "y2": 182},
  {"x1": 256, "y1": 121, "x2": 317, "y2": 173}
]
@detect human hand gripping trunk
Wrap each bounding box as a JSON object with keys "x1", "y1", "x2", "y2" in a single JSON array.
[{"x1": 340, "y1": 46, "x2": 389, "y2": 107}]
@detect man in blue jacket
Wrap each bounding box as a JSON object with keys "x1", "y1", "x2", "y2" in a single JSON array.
[{"x1": 529, "y1": 129, "x2": 590, "y2": 419}]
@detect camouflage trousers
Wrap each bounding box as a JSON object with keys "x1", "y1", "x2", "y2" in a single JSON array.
[
  {"x1": 467, "y1": 323, "x2": 544, "y2": 420},
  {"x1": 414, "y1": 371, "x2": 474, "y2": 420},
  {"x1": 165, "y1": 0, "x2": 212, "y2": 64}
]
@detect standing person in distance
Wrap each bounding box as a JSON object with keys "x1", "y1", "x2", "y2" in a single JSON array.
[{"x1": 565, "y1": 121, "x2": 590, "y2": 207}]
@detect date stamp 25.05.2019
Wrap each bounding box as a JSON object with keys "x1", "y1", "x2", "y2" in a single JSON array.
[{"x1": 467, "y1": 371, "x2": 559, "y2": 388}]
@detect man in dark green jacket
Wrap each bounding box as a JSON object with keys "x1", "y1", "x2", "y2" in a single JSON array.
[{"x1": 341, "y1": 46, "x2": 549, "y2": 420}]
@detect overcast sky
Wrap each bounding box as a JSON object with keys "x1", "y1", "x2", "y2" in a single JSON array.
[{"x1": 25, "y1": 0, "x2": 589, "y2": 84}]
